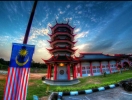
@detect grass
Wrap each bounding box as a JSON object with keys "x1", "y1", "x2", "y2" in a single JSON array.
[
  {"x1": 30, "y1": 68, "x2": 47, "y2": 73},
  {"x1": 0, "y1": 70, "x2": 132, "y2": 100}
]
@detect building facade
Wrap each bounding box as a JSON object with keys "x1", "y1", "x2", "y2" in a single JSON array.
[
  {"x1": 75, "y1": 53, "x2": 132, "y2": 77},
  {"x1": 43, "y1": 22, "x2": 132, "y2": 85},
  {"x1": 43, "y1": 22, "x2": 79, "y2": 85}
]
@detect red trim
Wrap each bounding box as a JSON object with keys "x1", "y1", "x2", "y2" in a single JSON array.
[
  {"x1": 90, "y1": 62, "x2": 93, "y2": 76},
  {"x1": 50, "y1": 32, "x2": 75, "y2": 39},
  {"x1": 72, "y1": 66, "x2": 74, "y2": 79},
  {"x1": 55, "y1": 54, "x2": 59, "y2": 60},
  {"x1": 67, "y1": 64, "x2": 70, "y2": 80},
  {"x1": 74, "y1": 55, "x2": 80, "y2": 60},
  {"x1": 53, "y1": 65, "x2": 55, "y2": 80},
  {"x1": 79, "y1": 62, "x2": 82, "y2": 77},
  {"x1": 116, "y1": 61, "x2": 119, "y2": 71},
  {"x1": 74, "y1": 65, "x2": 77, "y2": 78},
  {"x1": 47, "y1": 40, "x2": 51, "y2": 43},
  {"x1": 42, "y1": 58, "x2": 47, "y2": 63},
  {"x1": 51, "y1": 23, "x2": 74, "y2": 32},
  {"x1": 54, "y1": 64, "x2": 57, "y2": 80},
  {"x1": 48, "y1": 48, "x2": 76, "y2": 53},
  {"x1": 73, "y1": 34, "x2": 77, "y2": 36},
  {"x1": 48, "y1": 34, "x2": 52, "y2": 37},
  {"x1": 47, "y1": 64, "x2": 49, "y2": 79},
  {"x1": 80, "y1": 52, "x2": 103, "y2": 55},
  {"x1": 48, "y1": 65, "x2": 50, "y2": 79},
  {"x1": 76, "y1": 65, "x2": 78, "y2": 78},
  {"x1": 50, "y1": 39, "x2": 76, "y2": 44},
  {"x1": 48, "y1": 47, "x2": 77, "y2": 51},
  {"x1": 50, "y1": 40, "x2": 75, "y2": 48},
  {"x1": 100, "y1": 62, "x2": 103, "y2": 74},
  {"x1": 108, "y1": 61, "x2": 112, "y2": 73}
]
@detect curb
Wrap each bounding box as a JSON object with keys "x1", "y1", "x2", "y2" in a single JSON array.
[
  {"x1": 48, "y1": 92, "x2": 58, "y2": 100},
  {"x1": 57, "y1": 83, "x2": 119, "y2": 100}
]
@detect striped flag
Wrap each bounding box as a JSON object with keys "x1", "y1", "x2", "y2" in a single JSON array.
[{"x1": 3, "y1": 43, "x2": 35, "y2": 100}]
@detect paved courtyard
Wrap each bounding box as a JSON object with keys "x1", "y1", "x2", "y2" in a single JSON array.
[{"x1": 62, "y1": 87, "x2": 132, "y2": 100}]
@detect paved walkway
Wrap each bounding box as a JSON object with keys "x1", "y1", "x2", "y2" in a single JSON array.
[{"x1": 62, "y1": 87, "x2": 132, "y2": 100}]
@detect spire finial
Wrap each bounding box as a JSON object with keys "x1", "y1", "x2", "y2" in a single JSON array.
[
  {"x1": 67, "y1": 19, "x2": 69, "y2": 24},
  {"x1": 55, "y1": 19, "x2": 58, "y2": 24}
]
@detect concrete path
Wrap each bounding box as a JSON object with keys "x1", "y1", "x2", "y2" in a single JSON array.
[{"x1": 62, "y1": 87, "x2": 132, "y2": 100}]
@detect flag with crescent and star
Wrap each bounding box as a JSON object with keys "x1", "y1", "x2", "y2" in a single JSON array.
[{"x1": 3, "y1": 43, "x2": 35, "y2": 100}]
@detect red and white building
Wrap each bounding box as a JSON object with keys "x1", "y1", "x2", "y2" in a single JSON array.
[
  {"x1": 42, "y1": 22, "x2": 80, "y2": 85},
  {"x1": 43, "y1": 22, "x2": 132, "y2": 85},
  {"x1": 75, "y1": 53, "x2": 132, "y2": 77}
]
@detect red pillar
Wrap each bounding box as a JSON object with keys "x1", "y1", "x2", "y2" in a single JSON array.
[
  {"x1": 76, "y1": 65, "x2": 78, "y2": 78},
  {"x1": 47, "y1": 64, "x2": 49, "y2": 79},
  {"x1": 73, "y1": 66, "x2": 75, "y2": 79},
  {"x1": 67, "y1": 64, "x2": 70, "y2": 80},
  {"x1": 90, "y1": 62, "x2": 93, "y2": 76},
  {"x1": 74, "y1": 65, "x2": 77, "y2": 78},
  {"x1": 49, "y1": 64, "x2": 51, "y2": 79},
  {"x1": 54, "y1": 64, "x2": 57, "y2": 80},
  {"x1": 116, "y1": 61, "x2": 119, "y2": 71},
  {"x1": 108, "y1": 61, "x2": 112, "y2": 73},
  {"x1": 79, "y1": 62, "x2": 82, "y2": 77},
  {"x1": 100, "y1": 62, "x2": 103, "y2": 74}
]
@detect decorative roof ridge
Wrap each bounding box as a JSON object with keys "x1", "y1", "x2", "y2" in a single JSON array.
[
  {"x1": 47, "y1": 40, "x2": 51, "y2": 43},
  {"x1": 51, "y1": 23, "x2": 75, "y2": 29},
  {"x1": 54, "y1": 54, "x2": 59, "y2": 60},
  {"x1": 42, "y1": 58, "x2": 47, "y2": 63},
  {"x1": 74, "y1": 55, "x2": 81, "y2": 60},
  {"x1": 65, "y1": 55, "x2": 72, "y2": 60},
  {"x1": 80, "y1": 52, "x2": 103, "y2": 55},
  {"x1": 49, "y1": 39, "x2": 76, "y2": 44}
]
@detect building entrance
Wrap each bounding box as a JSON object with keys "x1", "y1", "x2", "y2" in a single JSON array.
[{"x1": 57, "y1": 66, "x2": 68, "y2": 80}]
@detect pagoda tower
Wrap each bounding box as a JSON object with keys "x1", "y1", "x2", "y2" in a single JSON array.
[{"x1": 42, "y1": 21, "x2": 79, "y2": 85}]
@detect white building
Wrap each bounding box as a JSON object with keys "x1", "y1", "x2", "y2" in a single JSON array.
[{"x1": 74, "y1": 53, "x2": 132, "y2": 77}]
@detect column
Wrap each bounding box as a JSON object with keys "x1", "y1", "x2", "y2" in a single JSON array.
[
  {"x1": 67, "y1": 64, "x2": 70, "y2": 80},
  {"x1": 79, "y1": 62, "x2": 82, "y2": 77},
  {"x1": 55, "y1": 64, "x2": 57, "y2": 80},
  {"x1": 72, "y1": 66, "x2": 74, "y2": 79},
  {"x1": 47, "y1": 64, "x2": 49, "y2": 79},
  {"x1": 108, "y1": 61, "x2": 112, "y2": 73},
  {"x1": 100, "y1": 61, "x2": 103, "y2": 74},
  {"x1": 54, "y1": 64, "x2": 57, "y2": 80},
  {"x1": 76, "y1": 65, "x2": 78, "y2": 78},
  {"x1": 90, "y1": 62, "x2": 93, "y2": 76},
  {"x1": 74, "y1": 65, "x2": 77, "y2": 78},
  {"x1": 49, "y1": 64, "x2": 51, "y2": 79},
  {"x1": 116, "y1": 61, "x2": 119, "y2": 71}
]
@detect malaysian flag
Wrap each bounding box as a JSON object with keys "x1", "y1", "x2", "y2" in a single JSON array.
[{"x1": 3, "y1": 43, "x2": 35, "y2": 100}]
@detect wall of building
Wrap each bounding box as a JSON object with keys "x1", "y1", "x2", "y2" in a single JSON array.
[
  {"x1": 92, "y1": 61, "x2": 101, "y2": 76},
  {"x1": 57, "y1": 66, "x2": 68, "y2": 80},
  {"x1": 81, "y1": 62, "x2": 90, "y2": 77},
  {"x1": 77, "y1": 60, "x2": 124, "y2": 77}
]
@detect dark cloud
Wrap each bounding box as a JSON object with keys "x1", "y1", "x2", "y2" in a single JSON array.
[{"x1": 82, "y1": 3, "x2": 132, "y2": 54}]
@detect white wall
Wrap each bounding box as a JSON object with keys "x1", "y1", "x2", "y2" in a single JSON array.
[
  {"x1": 81, "y1": 62, "x2": 90, "y2": 77},
  {"x1": 109, "y1": 60, "x2": 117, "y2": 72},
  {"x1": 92, "y1": 61, "x2": 101, "y2": 76},
  {"x1": 101, "y1": 61, "x2": 110, "y2": 74}
]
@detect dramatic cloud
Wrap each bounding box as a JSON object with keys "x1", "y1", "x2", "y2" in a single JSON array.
[
  {"x1": 74, "y1": 28, "x2": 81, "y2": 33},
  {"x1": 0, "y1": 1, "x2": 132, "y2": 62},
  {"x1": 29, "y1": 27, "x2": 49, "y2": 40},
  {"x1": 75, "y1": 31, "x2": 89, "y2": 39}
]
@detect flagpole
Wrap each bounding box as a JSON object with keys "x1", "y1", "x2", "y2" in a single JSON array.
[{"x1": 23, "y1": 0, "x2": 38, "y2": 44}]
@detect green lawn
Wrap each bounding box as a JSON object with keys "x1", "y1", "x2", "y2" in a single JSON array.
[{"x1": 0, "y1": 70, "x2": 132, "y2": 100}]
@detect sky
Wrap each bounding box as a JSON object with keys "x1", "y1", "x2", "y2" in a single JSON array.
[{"x1": 0, "y1": 1, "x2": 132, "y2": 63}]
